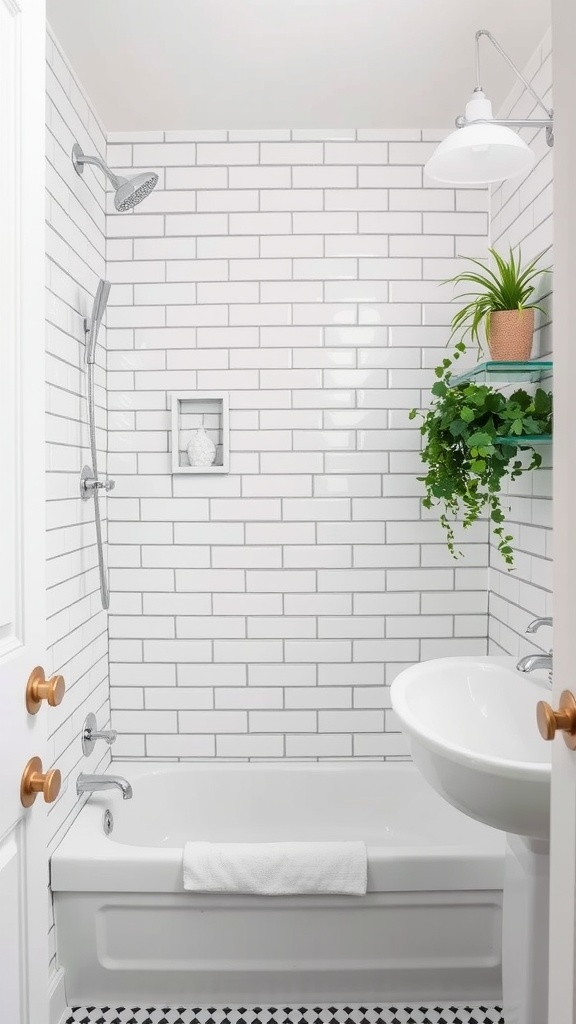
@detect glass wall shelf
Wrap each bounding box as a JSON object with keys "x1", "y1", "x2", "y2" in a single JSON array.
[
  {"x1": 449, "y1": 360, "x2": 553, "y2": 387},
  {"x1": 496, "y1": 434, "x2": 552, "y2": 446}
]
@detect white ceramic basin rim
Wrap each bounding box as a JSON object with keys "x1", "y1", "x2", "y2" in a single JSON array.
[{"x1": 391, "y1": 656, "x2": 551, "y2": 781}]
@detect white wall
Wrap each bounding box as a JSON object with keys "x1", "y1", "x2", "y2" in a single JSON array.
[
  {"x1": 104, "y1": 130, "x2": 489, "y2": 761},
  {"x1": 45, "y1": 29, "x2": 112, "y2": 975},
  {"x1": 488, "y1": 33, "x2": 553, "y2": 657}
]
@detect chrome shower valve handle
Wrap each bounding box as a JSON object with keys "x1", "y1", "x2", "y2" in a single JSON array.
[
  {"x1": 80, "y1": 465, "x2": 115, "y2": 501},
  {"x1": 81, "y1": 712, "x2": 117, "y2": 756}
]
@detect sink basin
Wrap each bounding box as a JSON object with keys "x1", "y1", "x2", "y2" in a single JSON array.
[{"x1": 390, "y1": 656, "x2": 552, "y2": 840}]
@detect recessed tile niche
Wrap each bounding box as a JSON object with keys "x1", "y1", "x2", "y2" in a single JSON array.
[{"x1": 170, "y1": 392, "x2": 230, "y2": 474}]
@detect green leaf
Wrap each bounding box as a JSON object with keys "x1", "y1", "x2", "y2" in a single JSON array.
[{"x1": 466, "y1": 431, "x2": 493, "y2": 447}]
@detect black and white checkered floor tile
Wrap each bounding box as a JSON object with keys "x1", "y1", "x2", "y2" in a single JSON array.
[{"x1": 65, "y1": 1003, "x2": 505, "y2": 1024}]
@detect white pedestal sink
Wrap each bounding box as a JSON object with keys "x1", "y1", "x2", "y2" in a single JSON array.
[{"x1": 391, "y1": 656, "x2": 552, "y2": 1024}]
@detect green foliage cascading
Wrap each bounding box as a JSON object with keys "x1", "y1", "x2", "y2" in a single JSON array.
[{"x1": 410, "y1": 341, "x2": 552, "y2": 567}]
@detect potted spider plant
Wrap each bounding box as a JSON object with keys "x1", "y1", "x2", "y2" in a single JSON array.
[{"x1": 446, "y1": 246, "x2": 550, "y2": 360}]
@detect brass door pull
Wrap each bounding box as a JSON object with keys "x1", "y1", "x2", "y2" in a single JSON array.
[
  {"x1": 20, "y1": 757, "x2": 61, "y2": 807},
  {"x1": 537, "y1": 690, "x2": 576, "y2": 750},
  {"x1": 26, "y1": 666, "x2": 65, "y2": 714}
]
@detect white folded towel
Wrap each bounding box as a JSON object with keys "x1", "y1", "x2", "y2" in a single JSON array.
[{"x1": 183, "y1": 840, "x2": 367, "y2": 896}]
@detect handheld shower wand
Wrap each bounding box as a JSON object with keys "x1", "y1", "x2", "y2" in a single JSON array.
[
  {"x1": 85, "y1": 279, "x2": 111, "y2": 365},
  {"x1": 72, "y1": 143, "x2": 158, "y2": 212},
  {"x1": 80, "y1": 279, "x2": 115, "y2": 610}
]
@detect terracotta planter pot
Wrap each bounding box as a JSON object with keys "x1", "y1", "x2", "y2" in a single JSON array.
[{"x1": 487, "y1": 308, "x2": 534, "y2": 360}]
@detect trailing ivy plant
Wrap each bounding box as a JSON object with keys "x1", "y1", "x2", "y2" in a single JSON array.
[{"x1": 410, "y1": 341, "x2": 552, "y2": 567}]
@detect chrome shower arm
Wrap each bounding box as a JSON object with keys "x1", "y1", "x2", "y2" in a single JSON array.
[
  {"x1": 72, "y1": 145, "x2": 125, "y2": 190},
  {"x1": 474, "y1": 29, "x2": 553, "y2": 120}
]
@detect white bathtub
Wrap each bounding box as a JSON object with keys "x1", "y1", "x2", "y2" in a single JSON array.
[{"x1": 52, "y1": 762, "x2": 505, "y2": 1006}]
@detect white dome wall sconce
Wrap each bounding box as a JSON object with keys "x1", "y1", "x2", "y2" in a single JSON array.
[{"x1": 425, "y1": 29, "x2": 554, "y2": 186}]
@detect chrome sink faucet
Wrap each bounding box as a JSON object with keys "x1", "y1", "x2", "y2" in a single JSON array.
[
  {"x1": 76, "y1": 774, "x2": 133, "y2": 799},
  {"x1": 516, "y1": 617, "x2": 553, "y2": 684}
]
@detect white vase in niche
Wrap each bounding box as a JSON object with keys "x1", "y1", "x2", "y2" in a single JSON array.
[{"x1": 187, "y1": 425, "x2": 216, "y2": 468}]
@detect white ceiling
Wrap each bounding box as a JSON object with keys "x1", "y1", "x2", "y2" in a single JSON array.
[{"x1": 46, "y1": 0, "x2": 551, "y2": 132}]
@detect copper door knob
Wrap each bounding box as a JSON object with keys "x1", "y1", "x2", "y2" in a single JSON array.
[
  {"x1": 25, "y1": 666, "x2": 65, "y2": 715},
  {"x1": 20, "y1": 757, "x2": 61, "y2": 808},
  {"x1": 537, "y1": 690, "x2": 576, "y2": 750}
]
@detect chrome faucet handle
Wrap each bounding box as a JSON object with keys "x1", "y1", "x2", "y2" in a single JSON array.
[
  {"x1": 80, "y1": 465, "x2": 116, "y2": 500},
  {"x1": 81, "y1": 712, "x2": 117, "y2": 756},
  {"x1": 526, "y1": 617, "x2": 553, "y2": 634}
]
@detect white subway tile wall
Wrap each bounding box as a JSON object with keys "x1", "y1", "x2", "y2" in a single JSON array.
[
  {"x1": 105, "y1": 129, "x2": 490, "y2": 760},
  {"x1": 488, "y1": 33, "x2": 553, "y2": 658},
  {"x1": 46, "y1": 31, "x2": 112, "y2": 974}
]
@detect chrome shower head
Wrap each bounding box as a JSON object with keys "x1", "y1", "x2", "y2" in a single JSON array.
[
  {"x1": 85, "y1": 279, "x2": 111, "y2": 365},
  {"x1": 114, "y1": 171, "x2": 159, "y2": 212},
  {"x1": 72, "y1": 143, "x2": 158, "y2": 213}
]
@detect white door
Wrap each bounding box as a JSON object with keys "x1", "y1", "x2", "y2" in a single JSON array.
[
  {"x1": 548, "y1": 1, "x2": 576, "y2": 1022},
  {"x1": 0, "y1": 1, "x2": 51, "y2": 1022}
]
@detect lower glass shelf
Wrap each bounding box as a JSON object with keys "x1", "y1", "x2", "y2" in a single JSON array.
[{"x1": 496, "y1": 434, "x2": 552, "y2": 445}]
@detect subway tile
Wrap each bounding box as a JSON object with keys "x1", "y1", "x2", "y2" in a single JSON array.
[
  {"x1": 196, "y1": 142, "x2": 259, "y2": 164},
  {"x1": 147, "y1": 735, "x2": 216, "y2": 757},
  {"x1": 283, "y1": 498, "x2": 350, "y2": 520},
  {"x1": 247, "y1": 617, "x2": 316, "y2": 638},
  {"x1": 133, "y1": 142, "x2": 196, "y2": 165},
  {"x1": 213, "y1": 640, "x2": 284, "y2": 662},
  {"x1": 250, "y1": 710, "x2": 317, "y2": 732},
  {"x1": 319, "y1": 663, "x2": 384, "y2": 686},
  {"x1": 145, "y1": 688, "x2": 214, "y2": 710},
  {"x1": 216, "y1": 688, "x2": 283, "y2": 710},
  {"x1": 353, "y1": 639, "x2": 420, "y2": 661},
  {"x1": 325, "y1": 142, "x2": 388, "y2": 163},
  {"x1": 260, "y1": 189, "x2": 323, "y2": 212},
  {"x1": 217, "y1": 735, "x2": 284, "y2": 757},
  {"x1": 286, "y1": 687, "x2": 351, "y2": 709},
  {"x1": 166, "y1": 166, "x2": 228, "y2": 189},
  {"x1": 285, "y1": 640, "x2": 352, "y2": 662},
  {"x1": 286, "y1": 734, "x2": 352, "y2": 757},
  {"x1": 230, "y1": 212, "x2": 292, "y2": 234},
  {"x1": 175, "y1": 569, "x2": 245, "y2": 591},
  {"x1": 211, "y1": 498, "x2": 282, "y2": 521},
  {"x1": 142, "y1": 593, "x2": 212, "y2": 615},
  {"x1": 176, "y1": 617, "x2": 246, "y2": 638},
  {"x1": 249, "y1": 664, "x2": 317, "y2": 687},
  {"x1": 260, "y1": 142, "x2": 323, "y2": 164},
  {"x1": 179, "y1": 710, "x2": 247, "y2": 732},
  {"x1": 229, "y1": 259, "x2": 292, "y2": 281},
  {"x1": 178, "y1": 664, "x2": 247, "y2": 687},
  {"x1": 197, "y1": 236, "x2": 260, "y2": 259},
  {"x1": 292, "y1": 166, "x2": 357, "y2": 188},
  {"x1": 143, "y1": 640, "x2": 213, "y2": 662},
  {"x1": 284, "y1": 545, "x2": 351, "y2": 568},
  {"x1": 325, "y1": 235, "x2": 389, "y2": 257},
  {"x1": 113, "y1": 709, "x2": 177, "y2": 733},
  {"x1": 319, "y1": 709, "x2": 384, "y2": 732},
  {"x1": 293, "y1": 212, "x2": 357, "y2": 234},
  {"x1": 326, "y1": 189, "x2": 389, "y2": 211},
  {"x1": 247, "y1": 570, "x2": 316, "y2": 592},
  {"x1": 213, "y1": 594, "x2": 284, "y2": 615},
  {"x1": 229, "y1": 166, "x2": 291, "y2": 188},
  {"x1": 133, "y1": 237, "x2": 198, "y2": 260},
  {"x1": 197, "y1": 189, "x2": 259, "y2": 212},
  {"x1": 260, "y1": 235, "x2": 324, "y2": 258},
  {"x1": 212, "y1": 546, "x2": 283, "y2": 568},
  {"x1": 242, "y1": 476, "x2": 313, "y2": 498}
]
